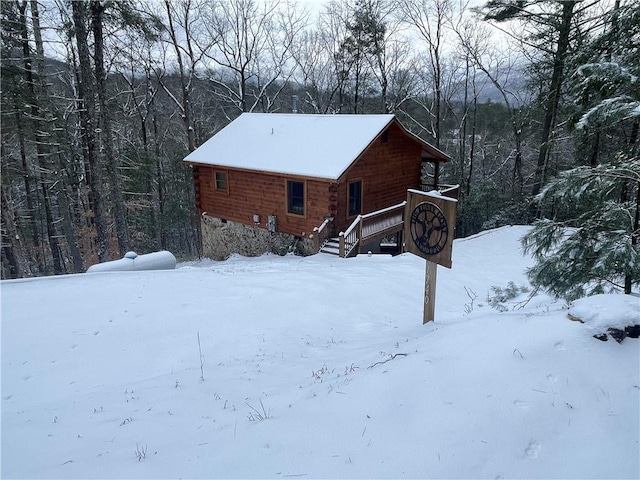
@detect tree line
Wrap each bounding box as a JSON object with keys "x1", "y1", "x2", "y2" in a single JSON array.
[{"x1": 1, "y1": 0, "x2": 638, "y2": 296}]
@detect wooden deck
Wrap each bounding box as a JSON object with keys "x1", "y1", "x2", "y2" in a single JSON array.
[{"x1": 316, "y1": 185, "x2": 459, "y2": 258}]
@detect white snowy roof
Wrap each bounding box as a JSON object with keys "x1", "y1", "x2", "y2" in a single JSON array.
[{"x1": 184, "y1": 113, "x2": 444, "y2": 180}]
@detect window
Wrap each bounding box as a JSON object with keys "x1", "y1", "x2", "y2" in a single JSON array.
[
  {"x1": 381, "y1": 130, "x2": 389, "y2": 143},
  {"x1": 214, "y1": 171, "x2": 228, "y2": 192},
  {"x1": 348, "y1": 180, "x2": 362, "y2": 216},
  {"x1": 287, "y1": 180, "x2": 305, "y2": 215}
]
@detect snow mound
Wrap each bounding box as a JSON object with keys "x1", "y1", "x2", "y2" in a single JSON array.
[{"x1": 568, "y1": 293, "x2": 640, "y2": 331}]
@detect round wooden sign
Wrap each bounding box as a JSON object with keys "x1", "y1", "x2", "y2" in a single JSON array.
[{"x1": 409, "y1": 201, "x2": 449, "y2": 256}]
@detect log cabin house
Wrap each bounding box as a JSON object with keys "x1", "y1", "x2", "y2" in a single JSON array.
[{"x1": 183, "y1": 113, "x2": 452, "y2": 259}]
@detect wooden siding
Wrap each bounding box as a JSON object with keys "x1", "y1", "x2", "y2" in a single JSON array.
[
  {"x1": 194, "y1": 166, "x2": 334, "y2": 237},
  {"x1": 334, "y1": 122, "x2": 422, "y2": 232}
]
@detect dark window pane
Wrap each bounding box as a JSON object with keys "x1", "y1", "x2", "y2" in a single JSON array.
[
  {"x1": 215, "y1": 171, "x2": 228, "y2": 191},
  {"x1": 288, "y1": 180, "x2": 304, "y2": 215},
  {"x1": 349, "y1": 181, "x2": 362, "y2": 216}
]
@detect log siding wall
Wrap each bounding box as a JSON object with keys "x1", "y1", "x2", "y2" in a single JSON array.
[{"x1": 194, "y1": 166, "x2": 334, "y2": 237}]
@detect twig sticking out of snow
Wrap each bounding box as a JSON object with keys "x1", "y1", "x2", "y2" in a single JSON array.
[
  {"x1": 246, "y1": 398, "x2": 270, "y2": 421},
  {"x1": 197, "y1": 331, "x2": 205, "y2": 382},
  {"x1": 135, "y1": 444, "x2": 147, "y2": 462},
  {"x1": 367, "y1": 353, "x2": 408, "y2": 369}
]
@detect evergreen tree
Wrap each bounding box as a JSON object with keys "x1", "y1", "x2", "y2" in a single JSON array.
[
  {"x1": 522, "y1": 1, "x2": 640, "y2": 300},
  {"x1": 522, "y1": 157, "x2": 639, "y2": 300}
]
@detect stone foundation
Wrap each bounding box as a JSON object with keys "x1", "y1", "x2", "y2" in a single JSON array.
[{"x1": 201, "y1": 216, "x2": 316, "y2": 260}]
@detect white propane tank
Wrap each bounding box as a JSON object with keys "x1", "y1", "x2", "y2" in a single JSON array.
[{"x1": 86, "y1": 251, "x2": 177, "y2": 273}]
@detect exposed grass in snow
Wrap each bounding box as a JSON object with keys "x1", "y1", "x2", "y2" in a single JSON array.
[{"x1": 1, "y1": 226, "x2": 638, "y2": 479}]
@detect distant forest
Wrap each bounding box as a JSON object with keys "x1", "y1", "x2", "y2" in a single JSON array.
[{"x1": 2, "y1": 0, "x2": 638, "y2": 279}]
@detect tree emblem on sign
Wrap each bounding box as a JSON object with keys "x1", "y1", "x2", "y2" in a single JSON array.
[{"x1": 409, "y1": 202, "x2": 449, "y2": 256}]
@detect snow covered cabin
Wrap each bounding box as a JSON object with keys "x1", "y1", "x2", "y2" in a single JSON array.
[{"x1": 183, "y1": 113, "x2": 452, "y2": 259}]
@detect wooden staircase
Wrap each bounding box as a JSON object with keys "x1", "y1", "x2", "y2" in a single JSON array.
[
  {"x1": 316, "y1": 201, "x2": 406, "y2": 258},
  {"x1": 319, "y1": 238, "x2": 341, "y2": 256}
]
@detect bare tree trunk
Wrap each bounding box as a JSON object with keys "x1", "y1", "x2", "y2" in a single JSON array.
[
  {"x1": 90, "y1": 0, "x2": 130, "y2": 255},
  {"x1": 71, "y1": 0, "x2": 111, "y2": 262},
  {"x1": 466, "y1": 87, "x2": 477, "y2": 198},
  {"x1": 18, "y1": 0, "x2": 65, "y2": 274},
  {"x1": 163, "y1": 0, "x2": 197, "y2": 152},
  {"x1": 459, "y1": 57, "x2": 469, "y2": 191},
  {"x1": 148, "y1": 84, "x2": 167, "y2": 250},
  {"x1": 1, "y1": 184, "x2": 29, "y2": 278},
  {"x1": 12, "y1": 98, "x2": 41, "y2": 272}
]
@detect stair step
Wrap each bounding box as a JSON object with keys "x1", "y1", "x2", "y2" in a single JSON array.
[
  {"x1": 319, "y1": 237, "x2": 340, "y2": 255},
  {"x1": 320, "y1": 245, "x2": 340, "y2": 255},
  {"x1": 319, "y1": 237, "x2": 360, "y2": 256}
]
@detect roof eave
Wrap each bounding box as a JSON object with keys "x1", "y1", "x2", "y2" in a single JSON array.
[
  {"x1": 184, "y1": 161, "x2": 339, "y2": 183},
  {"x1": 394, "y1": 120, "x2": 453, "y2": 162}
]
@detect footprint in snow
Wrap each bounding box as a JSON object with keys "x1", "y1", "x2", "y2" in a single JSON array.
[
  {"x1": 513, "y1": 400, "x2": 529, "y2": 409},
  {"x1": 525, "y1": 441, "x2": 541, "y2": 459}
]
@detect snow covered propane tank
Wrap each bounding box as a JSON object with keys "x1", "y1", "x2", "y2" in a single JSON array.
[{"x1": 86, "y1": 251, "x2": 177, "y2": 273}]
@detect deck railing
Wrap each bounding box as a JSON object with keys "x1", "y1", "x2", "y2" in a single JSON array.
[
  {"x1": 338, "y1": 201, "x2": 406, "y2": 258},
  {"x1": 360, "y1": 202, "x2": 406, "y2": 243},
  {"x1": 331, "y1": 185, "x2": 459, "y2": 258},
  {"x1": 312, "y1": 216, "x2": 333, "y2": 252},
  {"x1": 338, "y1": 216, "x2": 360, "y2": 257}
]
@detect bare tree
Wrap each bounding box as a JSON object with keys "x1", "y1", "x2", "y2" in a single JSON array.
[
  {"x1": 1, "y1": 180, "x2": 30, "y2": 278},
  {"x1": 160, "y1": 0, "x2": 210, "y2": 151},
  {"x1": 113, "y1": 25, "x2": 166, "y2": 250},
  {"x1": 397, "y1": 0, "x2": 458, "y2": 147},
  {"x1": 14, "y1": 0, "x2": 67, "y2": 274},
  {"x1": 30, "y1": 0, "x2": 85, "y2": 273},
  {"x1": 315, "y1": 0, "x2": 353, "y2": 112},
  {"x1": 0, "y1": 0, "x2": 42, "y2": 275},
  {"x1": 291, "y1": 29, "x2": 340, "y2": 113},
  {"x1": 455, "y1": 15, "x2": 528, "y2": 197},
  {"x1": 202, "y1": 0, "x2": 307, "y2": 114},
  {"x1": 71, "y1": 0, "x2": 111, "y2": 262}
]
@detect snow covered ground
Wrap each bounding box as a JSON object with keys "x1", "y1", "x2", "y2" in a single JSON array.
[{"x1": 2, "y1": 226, "x2": 638, "y2": 479}]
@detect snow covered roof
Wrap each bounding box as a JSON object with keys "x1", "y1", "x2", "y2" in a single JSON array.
[{"x1": 184, "y1": 113, "x2": 448, "y2": 180}]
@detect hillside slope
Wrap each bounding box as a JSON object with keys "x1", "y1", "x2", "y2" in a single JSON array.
[{"x1": 2, "y1": 226, "x2": 638, "y2": 479}]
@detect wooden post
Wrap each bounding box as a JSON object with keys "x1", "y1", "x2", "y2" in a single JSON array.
[{"x1": 423, "y1": 260, "x2": 437, "y2": 323}]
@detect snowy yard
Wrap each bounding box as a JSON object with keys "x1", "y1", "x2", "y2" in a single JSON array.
[{"x1": 2, "y1": 226, "x2": 638, "y2": 479}]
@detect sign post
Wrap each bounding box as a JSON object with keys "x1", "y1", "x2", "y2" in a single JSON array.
[
  {"x1": 424, "y1": 260, "x2": 437, "y2": 323},
  {"x1": 404, "y1": 188, "x2": 458, "y2": 324}
]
